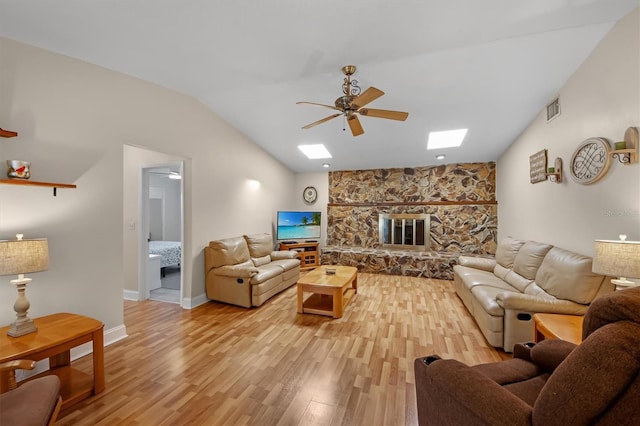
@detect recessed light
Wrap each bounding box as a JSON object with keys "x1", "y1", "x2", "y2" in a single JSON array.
[
  {"x1": 322, "y1": 163, "x2": 331, "y2": 168},
  {"x1": 435, "y1": 155, "x2": 446, "y2": 160},
  {"x1": 427, "y1": 129, "x2": 468, "y2": 150},
  {"x1": 298, "y1": 144, "x2": 332, "y2": 159}
]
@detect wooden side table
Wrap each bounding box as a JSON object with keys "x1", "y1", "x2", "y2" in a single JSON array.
[
  {"x1": 533, "y1": 313, "x2": 583, "y2": 345},
  {"x1": 0, "y1": 312, "x2": 105, "y2": 410}
]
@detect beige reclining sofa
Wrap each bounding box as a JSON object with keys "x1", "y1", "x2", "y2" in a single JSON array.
[
  {"x1": 453, "y1": 237, "x2": 614, "y2": 352},
  {"x1": 204, "y1": 233, "x2": 300, "y2": 308}
]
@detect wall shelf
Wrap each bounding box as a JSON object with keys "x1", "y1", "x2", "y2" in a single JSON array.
[
  {"x1": 545, "y1": 157, "x2": 563, "y2": 183},
  {"x1": 0, "y1": 128, "x2": 18, "y2": 138},
  {"x1": 0, "y1": 179, "x2": 76, "y2": 196},
  {"x1": 610, "y1": 127, "x2": 638, "y2": 164}
]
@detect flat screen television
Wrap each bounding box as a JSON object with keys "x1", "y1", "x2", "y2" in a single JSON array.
[{"x1": 277, "y1": 211, "x2": 321, "y2": 241}]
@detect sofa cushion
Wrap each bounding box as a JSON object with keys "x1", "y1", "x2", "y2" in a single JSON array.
[
  {"x1": 251, "y1": 264, "x2": 283, "y2": 285},
  {"x1": 208, "y1": 236, "x2": 250, "y2": 268},
  {"x1": 495, "y1": 237, "x2": 526, "y2": 269},
  {"x1": 471, "y1": 285, "x2": 520, "y2": 316},
  {"x1": 534, "y1": 247, "x2": 605, "y2": 304},
  {"x1": 512, "y1": 241, "x2": 553, "y2": 280},
  {"x1": 270, "y1": 258, "x2": 300, "y2": 272},
  {"x1": 244, "y1": 233, "x2": 274, "y2": 258},
  {"x1": 455, "y1": 266, "x2": 514, "y2": 292},
  {"x1": 252, "y1": 255, "x2": 272, "y2": 267},
  {"x1": 503, "y1": 270, "x2": 534, "y2": 293}
]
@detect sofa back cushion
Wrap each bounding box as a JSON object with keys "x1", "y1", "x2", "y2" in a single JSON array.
[
  {"x1": 208, "y1": 236, "x2": 250, "y2": 268},
  {"x1": 494, "y1": 237, "x2": 526, "y2": 270},
  {"x1": 534, "y1": 247, "x2": 606, "y2": 304},
  {"x1": 512, "y1": 241, "x2": 553, "y2": 280},
  {"x1": 244, "y1": 233, "x2": 274, "y2": 258}
]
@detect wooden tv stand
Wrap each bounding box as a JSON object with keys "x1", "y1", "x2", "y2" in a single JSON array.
[{"x1": 279, "y1": 241, "x2": 319, "y2": 270}]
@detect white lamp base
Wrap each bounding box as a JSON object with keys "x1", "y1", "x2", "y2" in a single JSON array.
[
  {"x1": 7, "y1": 276, "x2": 38, "y2": 337},
  {"x1": 612, "y1": 277, "x2": 639, "y2": 291}
]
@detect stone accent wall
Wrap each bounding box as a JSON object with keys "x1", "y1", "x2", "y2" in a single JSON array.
[{"x1": 323, "y1": 162, "x2": 498, "y2": 278}]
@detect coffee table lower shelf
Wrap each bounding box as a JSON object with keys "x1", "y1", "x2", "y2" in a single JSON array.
[{"x1": 300, "y1": 288, "x2": 357, "y2": 317}]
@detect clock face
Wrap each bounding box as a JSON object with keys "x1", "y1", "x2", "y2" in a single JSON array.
[
  {"x1": 303, "y1": 186, "x2": 317, "y2": 204},
  {"x1": 570, "y1": 137, "x2": 611, "y2": 185}
]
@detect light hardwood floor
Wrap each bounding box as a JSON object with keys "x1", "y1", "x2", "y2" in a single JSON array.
[{"x1": 58, "y1": 273, "x2": 509, "y2": 425}]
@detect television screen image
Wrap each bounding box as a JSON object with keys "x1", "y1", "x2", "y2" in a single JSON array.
[{"x1": 277, "y1": 211, "x2": 321, "y2": 240}]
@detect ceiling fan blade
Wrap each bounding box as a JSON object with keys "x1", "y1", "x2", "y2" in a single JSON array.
[
  {"x1": 350, "y1": 87, "x2": 384, "y2": 109},
  {"x1": 296, "y1": 101, "x2": 342, "y2": 111},
  {"x1": 301, "y1": 113, "x2": 342, "y2": 129},
  {"x1": 359, "y1": 108, "x2": 409, "y2": 121},
  {"x1": 347, "y1": 115, "x2": 364, "y2": 137}
]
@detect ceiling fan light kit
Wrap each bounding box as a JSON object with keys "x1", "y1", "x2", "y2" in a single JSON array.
[{"x1": 297, "y1": 65, "x2": 409, "y2": 137}]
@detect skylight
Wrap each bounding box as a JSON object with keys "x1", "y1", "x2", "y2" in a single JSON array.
[
  {"x1": 427, "y1": 129, "x2": 468, "y2": 150},
  {"x1": 298, "y1": 144, "x2": 332, "y2": 159}
]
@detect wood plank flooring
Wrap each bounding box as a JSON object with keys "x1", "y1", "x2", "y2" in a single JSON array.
[{"x1": 57, "y1": 274, "x2": 509, "y2": 425}]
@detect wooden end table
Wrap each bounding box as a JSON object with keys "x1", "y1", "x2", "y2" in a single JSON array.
[
  {"x1": 533, "y1": 313, "x2": 583, "y2": 345},
  {"x1": 0, "y1": 312, "x2": 105, "y2": 410},
  {"x1": 297, "y1": 265, "x2": 357, "y2": 318}
]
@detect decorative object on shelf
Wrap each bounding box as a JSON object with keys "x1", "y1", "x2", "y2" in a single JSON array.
[
  {"x1": 592, "y1": 235, "x2": 640, "y2": 291},
  {"x1": 303, "y1": 185, "x2": 318, "y2": 204},
  {"x1": 6, "y1": 160, "x2": 31, "y2": 179},
  {"x1": 545, "y1": 157, "x2": 563, "y2": 183},
  {"x1": 610, "y1": 126, "x2": 638, "y2": 165},
  {"x1": 529, "y1": 149, "x2": 548, "y2": 183},
  {"x1": 569, "y1": 137, "x2": 611, "y2": 184},
  {"x1": 0, "y1": 234, "x2": 49, "y2": 337},
  {"x1": 0, "y1": 127, "x2": 18, "y2": 138}
]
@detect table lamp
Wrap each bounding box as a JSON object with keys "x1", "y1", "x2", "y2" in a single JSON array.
[
  {"x1": 593, "y1": 235, "x2": 640, "y2": 290},
  {"x1": 0, "y1": 234, "x2": 49, "y2": 337}
]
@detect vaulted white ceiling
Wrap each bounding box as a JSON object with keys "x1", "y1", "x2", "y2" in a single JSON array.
[{"x1": 1, "y1": 1, "x2": 638, "y2": 172}]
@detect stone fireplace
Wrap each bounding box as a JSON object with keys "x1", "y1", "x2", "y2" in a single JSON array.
[{"x1": 320, "y1": 163, "x2": 498, "y2": 279}]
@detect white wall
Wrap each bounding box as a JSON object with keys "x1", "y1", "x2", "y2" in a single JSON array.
[
  {"x1": 149, "y1": 172, "x2": 182, "y2": 241},
  {"x1": 497, "y1": 8, "x2": 640, "y2": 256},
  {"x1": 291, "y1": 172, "x2": 329, "y2": 247},
  {"x1": 0, "y1": 37, "x2": 296, "y2": 329}
]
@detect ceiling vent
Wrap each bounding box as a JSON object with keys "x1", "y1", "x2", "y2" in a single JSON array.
[{"x1": 546, "y1": 97, "x2": 560, "y2": 122}]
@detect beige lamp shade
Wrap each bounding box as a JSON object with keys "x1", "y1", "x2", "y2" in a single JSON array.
[
  {"x1": 593, "y1": 239, "x2": 640, "y2": 280},
  {"x1": 0, "y1": 238, "x2": 49, "y2": 276}
]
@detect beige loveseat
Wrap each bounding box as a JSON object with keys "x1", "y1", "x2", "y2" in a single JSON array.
[
  {"x1": 453, "y1": 237, "x2": 614, "y2": 352},
  {"x1": 204, "y1": 233, "x2": 300, "y2": 308}
]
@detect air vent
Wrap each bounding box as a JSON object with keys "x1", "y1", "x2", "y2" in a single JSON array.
[{"x1": 546, "y1": 97, "x2": 560, "y2": 122}]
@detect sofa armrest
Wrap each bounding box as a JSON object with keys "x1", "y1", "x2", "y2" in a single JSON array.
[
  {"x1": 414, "y1": 357, "x2": 531, "y2": 425},
  {"x1": 212, "y1": 264, "x2": 259, "y2": 278},
  {"x1": 271, "y1": 250, "x2": 298, "y2": 260},
  {"x1": 497, "y1": 293, "x2": 588, "y2": 315},
  {"x1": 530, "y1": 339, "x2": 577, "y2": 373},
  {"x1": 457, "y1": 255, "x2": 496, "y2": 272}
]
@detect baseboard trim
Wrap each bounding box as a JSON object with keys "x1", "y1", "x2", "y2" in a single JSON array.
[
  {"x1": 123, "y1": 289, "x2": 139, "y2": 301},
  {"x1": 183, "y1": 293, "x2": 209, "y2": 309}
]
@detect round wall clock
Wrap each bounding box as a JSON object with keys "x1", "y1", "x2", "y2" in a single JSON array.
[
  {"x1": 303, "y1": 186, "x2": 317, "y2": 204},
  {"x1": 570, "y1": 137, "x2": 612, "y2": 185}
]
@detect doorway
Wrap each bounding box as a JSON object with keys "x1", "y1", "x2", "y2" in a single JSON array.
[{"x1": 139, "y1": 162, "x2": 184, "y2": 306}]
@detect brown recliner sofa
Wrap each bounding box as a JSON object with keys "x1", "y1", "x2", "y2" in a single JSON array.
[
  {"x1": 204, "y1": 233, "x2": 300, "y2": 308},
  {"x1": 414, "y1": 286, "x2": 640, "y2": 425}
]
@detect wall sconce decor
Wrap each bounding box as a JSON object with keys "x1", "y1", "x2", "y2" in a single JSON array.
[
  {"x1": 592, "y1": 235, "x2": 640, "y2": 291},
  {"x1": 0, "y1": 234, "x2": 49, "y2": 337},
  {"x1": 610, "y1": 126, "x2": 638, "y2": 165}
]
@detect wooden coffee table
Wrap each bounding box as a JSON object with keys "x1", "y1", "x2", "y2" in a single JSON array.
[{"x1": 297, "y1": 265, "x2": 357, "y2": 318}]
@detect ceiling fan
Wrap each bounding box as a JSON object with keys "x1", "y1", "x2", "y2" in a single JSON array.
[{"x1": 297, "y1": 65, "x2": 409, "y2": 137}]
